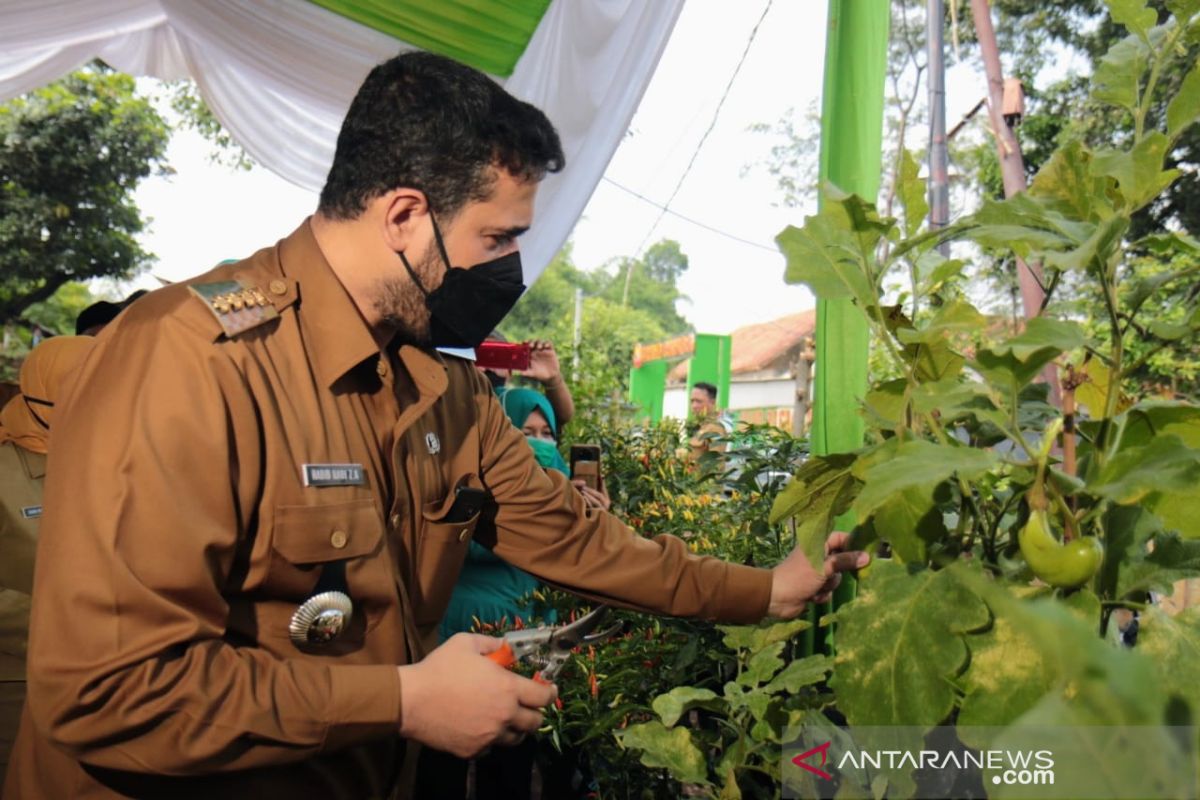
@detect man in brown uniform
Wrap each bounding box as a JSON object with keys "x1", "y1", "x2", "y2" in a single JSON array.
[
  {"x1": 6, "y1": 53, "x2": 865, "y2": 798},
  {"x1": 0, "y1": 336, "x2": 93, "y2": 775}
]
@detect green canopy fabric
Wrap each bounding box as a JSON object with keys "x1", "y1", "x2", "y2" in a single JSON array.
[{"x1": 308, "y1": 0, "x2": 552, "y2": 76}]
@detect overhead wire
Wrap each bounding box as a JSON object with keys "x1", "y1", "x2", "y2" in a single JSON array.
[{"x1": 625, "y1": 0, "x2": 775, "y2": 261}]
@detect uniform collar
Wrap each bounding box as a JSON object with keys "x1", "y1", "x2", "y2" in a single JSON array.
[{"x1": 277, "y1": 219, "x2": 383, "y2": 388}]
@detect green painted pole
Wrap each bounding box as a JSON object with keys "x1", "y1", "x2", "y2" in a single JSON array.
[
  {"x1": 628, "y1": 360, "x2": 668, "y2": 423},
  {"x1": 804, "y1": 0, "x2": 890, "y2": 655}
]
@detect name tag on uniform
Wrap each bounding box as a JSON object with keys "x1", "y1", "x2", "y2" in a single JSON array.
[
  {"x1": 21, "y1": 505, "x2": 42, "y2": 519},
  {"x1": 302, "y1": 464, "x2": 366, "y2": 487}
]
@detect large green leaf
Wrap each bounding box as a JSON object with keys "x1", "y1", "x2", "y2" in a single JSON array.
[
  {"x1": 862, "y1": 378, "x2": 908, "y2": 431},
  {"x1": 851, "y1": 440, "x2": 997, "y2": 519},
  {"x1": 616, "y1": 721, "x2": 709, "y2": 785},
  {"x1": 1043, "y1": 215, "x2": 1129, "y2": 272},
  {"x1": 967, "y1": 194, "x2": 1092, "y2": 261},
  {"x1": 915, "y1": 250, "x2": 967, "y2": 294},
  {"x1": 1090, "y1": 434, "x2": 1200, "y2": 504},
  {"x1": 1167, "y1": 60, "x2": 1200, "y2": 138},
  {"x1": 1136, "y1": 607, "x2": 1200, "y2": 710},
  {"x1": 830, "y1": 561, "x2": 990, "y2": 727},
  {"x1": 1027, "y1": 140, "x2": 1114, "y2": 222},
  {"x1": 652, "y1": 686, "x2": 726, "y2": 727},
  {"x1": 766, "y1": 654, "x2": 834, "y2": 694},
  {"x1": 739, "y1": 643, "x2": 785, "y2": 687},
  {"x1": 1093, "y1": 132, "x2": 1181, "y2": 211},
  {"x1": 1120, "y1": 401, "x2": 1200, "y2": 449},
  {"x1": 1099, "y1": 504, "x2": 1162, "y2": 599},
  {"x1": 993, "y1": 317, "x2": 1087, "y2": 360},
  {"x1": 1166, "y1": 0, "x2": 1200, "y2": 19},
  {"x1": 869, "y1": 484, "x2": 948, "y2": 564},
  {"x1": 1118, "y1": 532, "x2": 1200, "y2": 596},
  {"x1": 957, "y1": 613, "x2": 1057, "y2": 733},
  {"x1": 1106, "y1": 0, "x2": 1159, "y2": 40},
  {"x1": 909, "y1": 379, "x2": 999, "y2": 426},
  {"x1": 896, "y1": 298, "x2": 987, "y2": 345},
  {"x1": 718, "y1": 617, "x2": 813, "y2": 654},
  {"x1": 776, "y1": 186, "x2": 890, "y2": 310},
  {"x1": 897, "y1": 149, "x2": 928, "y2": 238},
  {"x1": 770, "y1": 453, "x2": 860, "y2": 567},
  {"x1": 972, "y1": 318, "x2": 1085, "y2": 394},
  {"x1": 1091, "y1": 33, "x2": 1150, "y2": 113}
]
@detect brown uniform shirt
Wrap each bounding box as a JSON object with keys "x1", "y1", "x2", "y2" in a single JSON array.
[
  {"x1": 4, "y1": 221, "x2": 771, "y2": 798},
  {"x1": 0, "y1": 443, "x2": 44, "y2": 775}
]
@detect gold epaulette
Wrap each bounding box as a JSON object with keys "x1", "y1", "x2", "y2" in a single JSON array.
[{"x1": 189, "y1": 280, "x2": 280, "y2": 338}]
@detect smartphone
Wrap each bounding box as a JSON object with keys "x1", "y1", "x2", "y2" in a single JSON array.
[
  {"x1": 569, "y1": 444, "x2": 602, "y2": 491},
  {"x1": 444, "y1": 486, "x2": 488, "y2": 523},
  {"x1": 475, "y1": 341, "x2": 531, "y2": 371}
]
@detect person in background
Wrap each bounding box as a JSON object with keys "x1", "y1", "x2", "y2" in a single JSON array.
[
  {"x1": 424, "y1": 388, "x2": 606, "y2": 799},
  {"x1": 0, "y1": 336, "x2": 93, "y2": 774},
  {"x1": 74, "y1": 290, "x2": 148, "y2": 336},
  {"x1": 477, "y1": 332, "x2": 574, "y2": 427},
  {"x1": 687, "y1": 381, "x2": 733, "y2": 464}
]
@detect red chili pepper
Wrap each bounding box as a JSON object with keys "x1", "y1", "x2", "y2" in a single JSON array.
[
  {"x1": 589, "y1": 671, "x2": 598, "y2": 697},
  {"x1": 588, "y1": 645, "x2": 595, "y2": 662},
  {"x1": 645, "y1": 628, "x2": 653, "y2": 641},
  {"x1": 642, "y1": 659, "x2": 654, "y2": 669},
  {"x1": 555, "y1": 697, "x2": 564, "y2": 711},
  {"x1": 513, "y1": 616, "x2": 524, "y2": 630},
  {"x1": 569, "y1": 608, "x2": 577, "y2": 623}
]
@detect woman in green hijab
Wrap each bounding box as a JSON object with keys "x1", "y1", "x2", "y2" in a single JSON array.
[{"x1": 439, "y1": 388, "x2": 610, "y2": 640}]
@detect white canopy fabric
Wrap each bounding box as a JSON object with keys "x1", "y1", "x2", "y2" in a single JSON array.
[{"x1": 0, "y1": 0, "x2": 684, "y2": 280}]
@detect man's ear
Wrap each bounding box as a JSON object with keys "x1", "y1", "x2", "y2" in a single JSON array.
[{"x1": 377, "y1": 188, "x2": 430, "y2": 252}]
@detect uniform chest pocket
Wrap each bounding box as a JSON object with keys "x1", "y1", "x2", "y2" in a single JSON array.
[
  {"x1": 267, "y1": 498, "x2": 386, "y2": 602},
  {"x1": 410, "y1": 475, "x2": 488, "y2": 626}
]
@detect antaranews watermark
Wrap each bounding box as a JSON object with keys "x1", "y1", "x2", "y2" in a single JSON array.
[{"x1": 782, "y1": 724, "x2": 1195, "y2": 799}]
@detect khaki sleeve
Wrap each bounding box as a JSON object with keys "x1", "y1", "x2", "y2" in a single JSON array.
[
  {"x1": 474, "y1": 383, "x2": 771, "y2": 623},
  {"x1": 26, "y1": 306, "x2": 400, "y2": 775}
]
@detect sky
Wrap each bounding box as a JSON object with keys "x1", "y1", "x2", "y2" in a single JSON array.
[{"x1": 129, "y1": 1, "x2": 991, "y2": 336}]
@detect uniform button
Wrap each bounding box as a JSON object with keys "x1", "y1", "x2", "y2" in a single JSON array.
[
  {"x1": 268, "y1": 279, "x2": 287, "y2": 296},
  {"x1": 330, "y1": 530, "x2": 348, "y2": 549},
  {"x1": 458, "y1": 528, "x2": 471, "y2": 542},
  {"x1": 390, "y1": 513, "x2": 402, "y2": 529}
]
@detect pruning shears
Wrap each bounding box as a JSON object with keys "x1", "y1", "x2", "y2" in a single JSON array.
[{"x1": 485, "y1": 605, "x2": 622, "y2": 684}]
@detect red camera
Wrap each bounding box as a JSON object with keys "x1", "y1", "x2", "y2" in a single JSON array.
[{"x1": 474, "y1": 341, "x2": 531, "y2": 371}]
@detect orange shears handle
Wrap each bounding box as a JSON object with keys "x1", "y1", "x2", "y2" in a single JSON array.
[
  {"x1": 487, "y1": 641, "x2": 517, "y2": 668},
  {"x1": 486, "y1": 642, "x2": 553, "y2": 686}
]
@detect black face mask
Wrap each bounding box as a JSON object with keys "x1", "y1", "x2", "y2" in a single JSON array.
[{"x1": 399, "y1": 213, "x2": 526, "y2": 349}]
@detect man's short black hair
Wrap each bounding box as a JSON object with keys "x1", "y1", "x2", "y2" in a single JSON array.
[
  {"x1": 318, "y1": 51, "x2": 565, "y2": 221},
  {"x1": 693, "y1": 382, "x2": 718, "y2": 401}
]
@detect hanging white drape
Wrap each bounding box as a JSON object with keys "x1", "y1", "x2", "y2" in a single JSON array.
[{"x1": 0, "y1": 0, "x2": 683, "y2": 281}]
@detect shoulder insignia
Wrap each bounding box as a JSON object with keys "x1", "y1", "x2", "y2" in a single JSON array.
[{"x1": 189, "y1": 280, "x2": 280, "y2": 338}]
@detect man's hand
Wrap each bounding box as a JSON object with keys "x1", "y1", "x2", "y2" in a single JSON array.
[
  {"x1": 397, "y1": 633, "x2": 556, "y2": 758},
  {"x1": 572, "y1": 479, "x2": 611, "y2": 511},
  {"x1": 522, "y1": 340, "x2": 562, "y2": 385},
  {"x1": 767, "y1": 532, "x2": 869, "y2": 618}
]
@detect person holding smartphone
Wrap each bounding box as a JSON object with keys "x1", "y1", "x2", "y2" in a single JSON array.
[
  {"x1": 426, "y1": 388, "x2": 598, "y2": 798},
  {"x1": 476, "y1": 332, "x2": 575, "y2": 428}
]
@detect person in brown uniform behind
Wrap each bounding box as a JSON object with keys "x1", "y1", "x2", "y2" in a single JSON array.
[
  {"x1": 6, "y1": 52, "x2": 866, "y2": 799},
  {"x1": 0, "y1": 336, "x2": 93, "y2": 775}
]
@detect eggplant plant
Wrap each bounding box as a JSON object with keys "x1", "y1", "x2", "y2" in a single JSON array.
[{"x1": 616, "y1": 1, "x2": 1200, "y2": 797}]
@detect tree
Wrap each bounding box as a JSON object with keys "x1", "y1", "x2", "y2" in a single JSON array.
[
  {"x1": 598, "y1": 240, "x2": 692, "y2": 335},
  {"x1": 0, "y1": 64, "x2": 170, "y2": 323}
]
